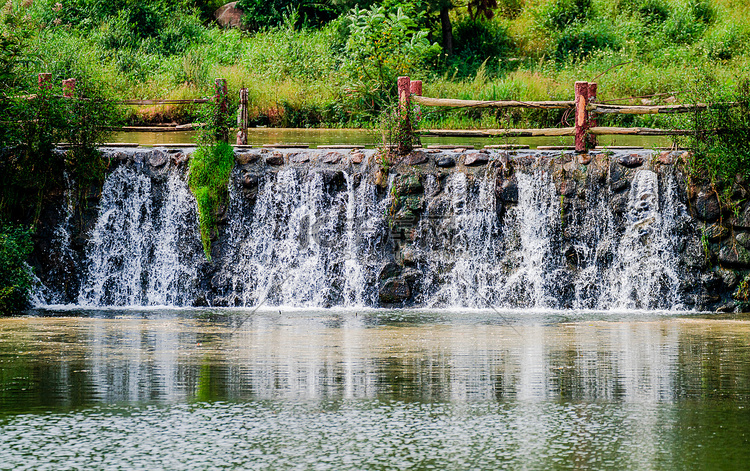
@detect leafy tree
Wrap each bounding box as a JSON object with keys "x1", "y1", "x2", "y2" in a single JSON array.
[
  {"x1": 341, "y1": 4, "x2": 439, "y2": 116},
  {"x1": 0, "y1": 222, "x2": 33, "y2": 316},
  {"x1": 236, "y1": 0, "x2": 361, "y2": 30}
]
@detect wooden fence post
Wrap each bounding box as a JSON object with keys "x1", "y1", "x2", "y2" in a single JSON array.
[
  {"x1": 237, "y1": 87, "x2": 248, "y2": 145},
  {"x1": 410, "y1": 80, "x2": 422, "y2": 96},
  {"x1": 62, "y1": 78, "x2": 76, "y2": 98},
  {"x1": 587, "y1": 82, "x2": 598, "y2": 149},
  {"x1": 574, "y1": 81, "x2": 589, "y2": 153},
  {"x1": 397, "y1": 76, "x2": 412, "y2": 155},
  {"x1": 38, "y1": 73, "x2": 52, "y2": 90},
  {"x1": 214, "y1": 78, "x2": 228, "y2": 142}
]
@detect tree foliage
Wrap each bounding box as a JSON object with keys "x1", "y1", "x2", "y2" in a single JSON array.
[
  {"x1": 340, "y1": 4, "x2": 440, "y2": 116},
  {"x1": 0, "y1": 222, "x2": 33, "y2": 316}
]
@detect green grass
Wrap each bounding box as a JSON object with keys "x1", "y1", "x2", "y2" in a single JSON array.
[
  {"x1": 188, "y1": 141, "x2": 234, "y2": 260},
  {"x1": 3, "y1": 0, "x2": 749, "y2": 129}
]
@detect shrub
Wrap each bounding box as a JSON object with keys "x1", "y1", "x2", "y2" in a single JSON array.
[
  {"x1": 637, "y1": 0, "x2": 669, "y2": 24},
  {"x1": 539, "y1": 0, "x2": 592, "y2": 31},
  {"x1": 237, "y1": 0, "x2": 346, "y2": 31},
  {"x1": 683, "y1": 78, "x2": 750, "y2": 204},
  {"x1": 662, "y1": 5, "x2": 709, "y2": 44},
  {"x1": 340, "y1": 4, "x2": 440, "y2": 116},
  {"x1": 0, "y1": 222, "x2": 33, "y2": 316},
  {"x1": 451, "y1": 17, "x2": 515, "y2": 76},
  {"x1": 555, "y1": 25, "x2": 619, "y2": 62},
  {"x1": 701, "y1": 24, "x2": 748, "y2": 61}
]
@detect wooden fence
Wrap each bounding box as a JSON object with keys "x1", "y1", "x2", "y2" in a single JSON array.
[
  {"x1": 20, "y1": 74, "x2": 253, "y2": 144},
  {"x1": 397, "y1": 75, "x2": 709, "y2": 152}
]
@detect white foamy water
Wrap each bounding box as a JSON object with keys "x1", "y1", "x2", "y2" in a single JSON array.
[{"x1": 78, "y1": 167, "x2": 200, "y2": 306}]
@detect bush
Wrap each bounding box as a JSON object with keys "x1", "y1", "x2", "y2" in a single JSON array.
[
  {"x1": 451, "y1": 17, "x2": 515, "y2": 76},
  {"x1": 0, "y1": 222, "x2": 33, "y2": 316},
  {"x1": 662, "y1": 5, "x2": 709, "y2": 44},
  {"x1": 683, "y1": 78, "x2": 750, "y2": 203},
  {"x1": 540, "y1": 0, "x2": 592, "y2": 31},
  {"x1": 702, "y1": 24, "x2": 749, "y2": 61},
  {"x1": 637, "y1": 0, "x2": 669, "y2": 24},
  {"x1": 340, "y1": 4, "x2": 440, "y2": 116},
  {"x1": 555, "y1": 25, "x2": 619, "y2": 61},
  {"x1": 237, "y1": 0, "x2": 346, "y2": 31}
]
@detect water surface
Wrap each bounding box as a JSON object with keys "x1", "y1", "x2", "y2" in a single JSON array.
[
  {"x1": 1, "y1": 308, "x2": 748, "y2": 469},
  {"x1": 108, "y1": 128, "x2": 674, "y2": 150}
]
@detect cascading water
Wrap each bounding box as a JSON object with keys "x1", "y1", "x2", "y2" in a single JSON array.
[
  {"x1": 54, "y1": 150, "x2": 693, "y2": 310},
  {"x1": 219, "y1": 168, "x2": 389, "y2": 307},
  {"x1": 77, "y1": 166, "x2": 201, "y2": 306}
]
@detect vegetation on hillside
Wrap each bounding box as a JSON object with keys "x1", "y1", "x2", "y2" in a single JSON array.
[
  {"x1": 1, "y1": 0, "x2": 750, "y2": 311},
  {"x1": 0, "y1": 0, "x2": 746, "y2": 129}
]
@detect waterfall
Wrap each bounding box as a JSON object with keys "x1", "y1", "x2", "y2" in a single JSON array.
[
  {"x1": 221, "y1": 168, "x2": 388, "y2": 307},
  {"x1": 78, "y1": 167, "x2": 200, "y2": 306},
  {"x1": 45, "y1": 151, "x2": 691, "y2": 310}
]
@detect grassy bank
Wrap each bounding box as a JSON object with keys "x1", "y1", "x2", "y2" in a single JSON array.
[{"x1": 2, "y1": 0, "x2": 749, "y2": 129}]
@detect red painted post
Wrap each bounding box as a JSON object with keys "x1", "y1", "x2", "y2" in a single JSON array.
[
  {"x1": 38, "y1": 73, "x2": 52, "y2": 90},
  {"x1": 410, "y1": 80, "x2": 422, "y2": 96},
  {"x1": 587, "y1": 82, "x2": 598, "y2": 149},
  {"x1": 62, "y1": 78, "x2": 76, "y2": 98},
  {"x1": 397, "y1": 76, "x2": 412, "y2": 155},
  {"x1": 574, "y1": 81, "x2": 589, "y2": 153},
  {"x1": 214, "y1": 78, "x2": 228, "y2": 142}
]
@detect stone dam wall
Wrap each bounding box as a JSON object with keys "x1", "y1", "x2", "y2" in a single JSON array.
[{"x1": 30, "y1": 145, "x2": 750, "y2": 312}]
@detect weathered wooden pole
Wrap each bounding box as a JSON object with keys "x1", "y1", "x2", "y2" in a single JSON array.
[
  {"x1": 587, "y1": 82, "x2": 598, "y2": 149},
  {"x1": 62, "y1": 78, "x2": 76, "y2": 98},
  {"x1": 38, "y1": 73, "x2": 52, "y2": 90},
  {"x1": 236, "y1": 87, "x2": 248, "y2": 145},
  {"x1": 574, "y1": 81, "x2": 589, "y2": 153},
  {"x1": 397, "y1": 76, "x2": 412, "y2": 155},
  {"x1": 214, "y1": 78, "x2": 228, "y2": 142}
]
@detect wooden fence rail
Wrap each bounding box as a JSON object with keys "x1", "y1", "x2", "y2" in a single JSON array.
[
  {"x1": 8, "y1": 74, "x2": 251, "y2": 144},
  {"x1": 400, "y1": 75, "x2": 714, "y2": 152}
]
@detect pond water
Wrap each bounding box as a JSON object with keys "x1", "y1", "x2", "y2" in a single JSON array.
[
  {"x1": 109, "y1": 128, "x2": 675, "y2": 150},
  {"x1": 1, "y1": 308, "x2": 749, "y2": 469}
]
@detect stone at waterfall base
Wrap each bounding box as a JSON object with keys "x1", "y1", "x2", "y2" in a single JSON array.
[{"x1": 379, "y1": 278, "x2": 411, "y2": 304}]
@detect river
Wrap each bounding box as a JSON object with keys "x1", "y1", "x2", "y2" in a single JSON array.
[
  {"x1": 1, "y1": 308, "x2": 749, "y2": 469},
  {"x1": 107, "y1": 128, "x2": 674, "y2": 149}
]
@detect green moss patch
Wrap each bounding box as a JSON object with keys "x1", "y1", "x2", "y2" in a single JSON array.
[{"x1": 188, "y1": 142, "x2": 234, "y2": 260}]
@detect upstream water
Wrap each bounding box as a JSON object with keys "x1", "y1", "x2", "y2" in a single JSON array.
[
  {"x1": 108, "y1": 128, "x2": 672, "y2": 149},
  {"x1": 1, "y1": 309, "x2": 750, "y2": 469}
]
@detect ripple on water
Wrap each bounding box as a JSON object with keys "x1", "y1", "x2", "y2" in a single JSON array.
[{"x1": 1, "y1": 401, "x2": 749, "y2": 470}]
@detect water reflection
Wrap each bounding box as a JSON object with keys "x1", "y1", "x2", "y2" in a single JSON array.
[
  {"x1": 107, "y1": 128, "x2": 673, "y2": 149},
  {"x1": 2, "y1": 310, "x2": 750, "y2": 411}
]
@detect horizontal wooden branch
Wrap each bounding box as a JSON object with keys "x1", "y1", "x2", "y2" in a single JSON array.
[
  {"x1": 588, "y1": 103, "x2": 709, "y2": 114},
  {"x1": 419, "y1": 128, "x2": 575, "y2": 137},
  {"x1": 117, "y1": 99, "x2": 210, "y2": 105},
  {"x1": 412, "y1": 95, "x2": 575, "y2": 109},
  {"x1": 589, "y1": 126, "x2": 693, "y2": 136}
]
